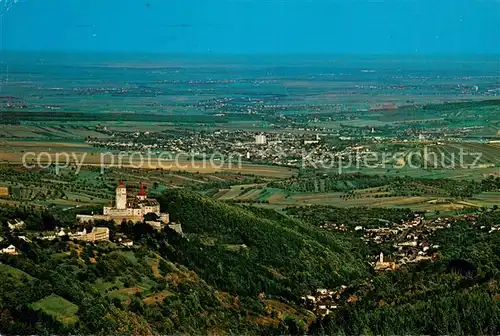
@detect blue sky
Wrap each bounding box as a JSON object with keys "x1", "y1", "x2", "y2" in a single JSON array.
[{"x1": 1, "y1": 0, "x2": 499, "y2": 54}]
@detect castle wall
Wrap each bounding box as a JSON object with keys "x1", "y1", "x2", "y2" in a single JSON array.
[
  {"x1": 141, "y1": 205, "x2": 160, "y2": 215},
  {"x1": 160, "y1": 213, "x2": 170, "y2": 223},
  {"x1": 77, "y1": 214, "x2": 110, "y2": 223}
]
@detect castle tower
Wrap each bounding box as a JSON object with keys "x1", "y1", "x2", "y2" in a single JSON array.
[
  {"x1": 116, "y1": 180, "x2": 127, "y2": 210},
  {"x1": 137, "y1": 183, "x2": 147, "y2": 201},
  {"x1": 379, "y1": 252, "x2": 384, "y2": 263}
]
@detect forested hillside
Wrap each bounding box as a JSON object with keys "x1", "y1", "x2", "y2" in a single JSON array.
[
  {"x1": 157, "y1": 189, "x2": 369, "y2": 297},
  {"x1": 0, "y1": 190, "x2": 367, "y2": 335},
  {"x1": 1, "y1": 189, "x2": 500, "y2": 334}
]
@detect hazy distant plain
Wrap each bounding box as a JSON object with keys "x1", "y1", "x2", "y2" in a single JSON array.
[{"x1": 0, "y1": 52, "x2": 499, "y2": 114}]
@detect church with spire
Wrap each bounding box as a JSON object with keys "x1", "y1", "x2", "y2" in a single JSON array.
[{"x1": 77, "y1": 181, "x2": 169, "y2": 225}]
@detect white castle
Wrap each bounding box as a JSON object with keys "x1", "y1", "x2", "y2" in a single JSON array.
[{"x1": 77, "y1": 181, "x2": 169, "y2": 225}]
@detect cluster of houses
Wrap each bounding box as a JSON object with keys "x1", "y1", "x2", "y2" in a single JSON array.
[
  {"x1": 38, "y1": 227, "x2": 111, "y2": 243},
  {"x1": 86, "y1": 128, "x2": 374, "y2": 168},
  {"x1": 301, "y1": 212, "x2": 500, "y2": 317},
  {"x1": 317, "y1": 214, "x2": 451, "y2": 272},
  {"x1": 6, "y1": 218, "x2": 112, "y2": 244},
  {"x1": 320, "y1": 222, "x2": 349, "y2": 232},
  {"x1": 321, "y1": 214, "x2": 456, "y2": 272},
  {"x1": 3, "y1": 217, "x2": 184, "y2": 251},
  {"x1": 1, "y1": 223, "x2": 170, "y2": 256},
  {"x1": 366, "y1": 213, "x2": 500, "y2": 271},
  {"x1": 301, "y1": 286, "x2": 359, "y2": 316},
  {"x1": 363, "y1": 215, "x2": 445, "y2": 271},
  {"x1": 323, "y1": 214, "x2": 442, "y2": 271}
]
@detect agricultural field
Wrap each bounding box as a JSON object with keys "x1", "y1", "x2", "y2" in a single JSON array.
[
  {"x1": 0, "y1": 156, "x2": 496, "y2": 212},
  {"x1": 0, "y1": 264, "x2": 34, "y2": 282},
  {"x1": 212, "y1": 171, "x2": 500, "y2": 212},
  {"x1": 0, "y1": 100, "x2": 499, "y2": 214},
  {"x1": 424, "y1": 143, "x2": 500, "y2": 166},
  {"x1": 0, "y1": 146, "x2": 296, "y2": 178},
  {"x1": 0, "y1": 164, "x2": 284, "y2": 209},
  {"x1": 337, "y1": 165, "x2": 500, "y2": 181},
  {"x1": 326, "y1": 142, "x2": 500, "y2": 174},
  {"x1": 31, "y1": 294, "x2": 79, "y2": 326},
  {"x1": 216, "y1": 186, "x2": 500, "y2": 212},
  {"x1": 0, "y1": 125, "x2": 109, "y2": 140}
]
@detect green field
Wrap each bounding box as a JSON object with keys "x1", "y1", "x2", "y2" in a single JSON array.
[
  {"x1": 0, "y1": 264, "x2": 34, "y2": 282},
  {"x1": 31, "y1": 294, "x2": 79, "y2": 326},
  {"x1": 212, "y1": 176, "x2": 500, "y2": 212}
]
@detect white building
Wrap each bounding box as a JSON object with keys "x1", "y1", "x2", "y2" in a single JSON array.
[
  {"x1": 7, "y1": 219, "x2": 25, "y2": 231},
  {"x1": 0, "y1": 245, "x2": 19, "y2": 255},
  {"x1": 75, "y1": 227, "x2": 110, "y2": 242},
  {"x1": 255, "y1": 134, "x2": 267, "y2": 145}
]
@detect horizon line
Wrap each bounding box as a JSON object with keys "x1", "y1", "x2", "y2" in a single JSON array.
[{"x1": 1, "y1": 49, "x2": 500, "y2": 57}]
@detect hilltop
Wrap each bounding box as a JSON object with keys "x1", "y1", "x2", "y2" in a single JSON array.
[{"x1": 0, "y1": 189, "x2": 367, "y2": 335}]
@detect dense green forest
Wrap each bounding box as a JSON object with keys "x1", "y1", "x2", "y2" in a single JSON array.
[{"x1": 1, "y1": 189, "x2": 499, "y2": 334}]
